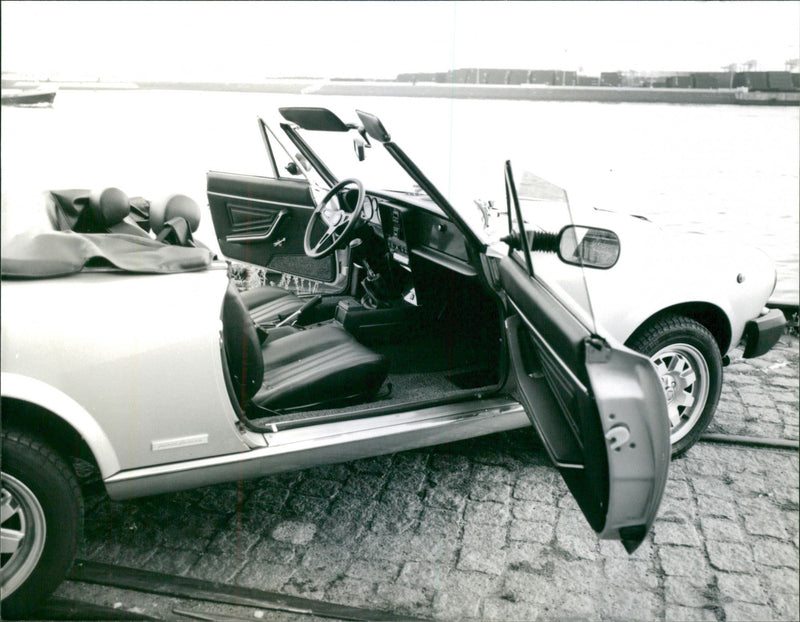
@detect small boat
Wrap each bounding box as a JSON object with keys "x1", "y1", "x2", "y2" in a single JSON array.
[{"x1": 1, "y1": 87, "x2": 57, "y2": 106}]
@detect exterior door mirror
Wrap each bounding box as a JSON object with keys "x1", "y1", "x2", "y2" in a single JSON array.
[{"x1": 558, "y1": 225, "x2": 620, "y2": 269}]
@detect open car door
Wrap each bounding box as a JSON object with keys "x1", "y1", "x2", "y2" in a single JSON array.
[
  {"x1": 498, "y1": 162, "x2": 670, "y2": 552},
  {"x1": 207, "y1": 117, "x2": 345, "y2": 294}
]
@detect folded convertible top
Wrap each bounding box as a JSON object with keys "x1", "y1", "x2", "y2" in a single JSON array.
[{"x1": 1, "y1": 231, "x2": 213, "y2": 278}]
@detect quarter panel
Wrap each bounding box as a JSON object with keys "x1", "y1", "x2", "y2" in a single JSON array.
[{"x1": 1, "y1": 267, "x2": 249, "y2": 471}]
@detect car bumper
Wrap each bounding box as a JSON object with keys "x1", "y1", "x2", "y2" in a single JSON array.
[{"x1": 742, "y1": 308, "x2": 786, "y2": 358}]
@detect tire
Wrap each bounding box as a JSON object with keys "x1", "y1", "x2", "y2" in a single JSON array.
[
  {"x1": 627, "y1": 315, "x2": 723, "y2": 457},
  {"x1": 1, "y1": 429, "x2": 83, "y2": 619}
]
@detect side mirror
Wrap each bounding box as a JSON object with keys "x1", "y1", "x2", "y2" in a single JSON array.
[
  {"x1": 557, "y1": 225, "x2": 620, "y2": 269},
  {"x1": 285, "y1": 162, "x2": 301, "y2": 176}
]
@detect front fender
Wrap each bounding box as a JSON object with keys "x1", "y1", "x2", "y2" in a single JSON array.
[{"x1": 1, "y1": 372, "x2": 121, "y2": 477}]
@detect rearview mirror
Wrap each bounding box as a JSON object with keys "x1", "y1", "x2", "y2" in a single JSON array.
[
  {"x1": 354, "y1": 138, "x2": 366, "y2": 161},
  {"x1": 558, "y1": 225, "x2": 620, "y2": 269},
  {"x1": 355, "y1": 110, "x2": 391, "y2": 143}
]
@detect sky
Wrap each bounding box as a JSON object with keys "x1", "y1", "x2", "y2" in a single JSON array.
[{"x1": 2, "y1": 1, "x2": 799, "y2": 81}]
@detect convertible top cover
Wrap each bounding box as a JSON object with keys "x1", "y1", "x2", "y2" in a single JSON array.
[{"x1": 1, "y1": 231, "x2": 213, "y2": 278}]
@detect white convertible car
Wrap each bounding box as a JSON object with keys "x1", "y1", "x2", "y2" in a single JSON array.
[{"x1": 0, "y1": 107, "x2": 784, "y2": 617}]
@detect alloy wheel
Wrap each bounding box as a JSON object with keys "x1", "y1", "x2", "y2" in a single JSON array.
[{"x1": 1, "y1": 472, "x2": 47, "y2": 597}]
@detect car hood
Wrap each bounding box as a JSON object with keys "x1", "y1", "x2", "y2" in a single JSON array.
[{"x1": 528, "y1": 206, "x2": 777, "y2": 349}]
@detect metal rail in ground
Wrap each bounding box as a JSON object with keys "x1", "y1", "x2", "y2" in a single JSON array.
[{"x1": 68, "y1": 560, "x2": 430, "y2": 622}]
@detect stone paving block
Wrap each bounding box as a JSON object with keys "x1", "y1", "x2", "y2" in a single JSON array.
[
  {"x1": 597, "y1": 586, "x2": 661, "y2": 621},
  {"x1": 351, "y1": 454, "x2": 394, "y2": 474},
  {"x1": 424, "y1": 483, "x2": 469, "y2": 512},
  {"x1": 458, "y1": 523, "x2": 507, "y2": 575},
  {"x1": 317, "y1": 501, "x2": 374, "y2": 544},
  {"x1": 513, "y1": 467, "x2": 559, "y2": 503},
  {"x1": 555, "y1": 511, "x2": 598, "y2": 560},
  {"x1": 716, "y1": 572, "x2": 769, "y2": 604},
  {"x1": 242, "y1": 483, "x2": 291, "y2": 514},
  {"x1": 324, "y1": 576, "x2": 376, "y2": 606},
  {"x1": 283, "y1": 494, "x2": 332, "y2": 521},
  {"x1": 300, "y1": 542, "x2": 352, "y2": 584},
  {"x1": 654, "y1": 520, "x2": 702, "y2": 546},
  {"x1": 416, "y1": 507, "x2": 462, "y2": 538},
  {"x1": 697, "y1": 495, "x2": 738, "y2": 519},
  {"x1": 236, "y1": 560, "x2": 296, "y2": 591},
  {"x1": 432, "y1": 570, "x2": 496, "y2": 619},
  {"x1": 706, "y1": 540, "x2": 754, "y2": 572},
  {"x1": 472, "y1": 463, "x2": 514, "y2": 486},
  {"x1": 189, "y1": 552, "x2": 247, "y2": 584},
  {"x1": 469, "y1": 479, "x2": 512, "y2": 503},
  {"x1": 505, "y1": 542, "x2": 552, "y2": 574},
  {"x1": 249, "y1": 536, "x2": 302, "y2": 566},
  {"x1": 699, "y1": 516, "x2": 745, "y2": 543},
  {"x1": 770, "y1": 591, "x2": 800, "y2": 621},
  {"x1": 205, "y1": 520, "x2": 262, "y2": 557},
  {"x1": 658, "y1": 495, "x2": 696, "y2": 523},
  {"x1": 295, "y1": 477, "x2": 341, "y2": 499},
  {"x1": 132, "y1": 548, "x2": 197, "y2": 580},
  {"x1": 271, "y1": 520, "x2": 317, "y2": 545},
  {"x1": 664, "y1": 605, "x2": 718, "y2": 621},
  {"x1": 722, "y1": 600, "x2": 775, "y2": 621},
  {"x1": 761, "y1": 565, "x2": 800, "y2": 594},
  {"x1": 374, "y1": 582, "x2": 433, "y2": 618},
  {"x1": 338, "y1": 473, "x2": 385, "y2": 500},
  {"x1": 344, "y1": 558, "x2": 401, "y2": 583},
  {"x1": 398, "y1": 561, "x2": 451, "y2": 588},
  {"x1": 742, "y1": 507, "x2": 790, "y2": 538},
  {"x1": 508, "y1": 519, "x2": 553, "y2": 544},
  {"x1": 464, "y1": 500, "x2": 510, "y2": 526},
  {"x1": 482, "y1": 597, "x2": 543, "y2": 621},
  {"x1": 751, "y1": 540, "x2": 800, "y2": 569},
  {"x1": 604, "y1": 558, "x2": 659, "y2": 590},
  {"x1": 511, "y1": 499, "x2": 558, "y2": 523},
  {"x1": 658, "y1": 545, "x2": 714, "y2": 581},
  {"x1": 664, "y1": 575, "x2": 711, "y2": 608},
  {"x1": 501, "y1": 570, "x2": 555, "y2": 604}
]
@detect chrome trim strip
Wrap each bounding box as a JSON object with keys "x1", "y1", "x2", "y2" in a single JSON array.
[
  {"x1": 208, "y1": 190, "x2": 313, "y2": 212},
  {"x1": 507, "y1": 297, "x2": 588, "y2": 395},
  {"x1": 104, "y1": 398, "x2": 528, "y2": 499}
]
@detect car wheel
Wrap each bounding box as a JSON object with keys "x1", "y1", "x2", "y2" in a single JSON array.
[
  {"x1": 1, "y1": 429, "x2": 83, "y2": 619},
  {"x1": 627, "y1": 315, "x2": 722, "y2": 457}
]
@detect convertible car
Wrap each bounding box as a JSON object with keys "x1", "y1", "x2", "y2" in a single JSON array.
[{"x1": 0, "y1": 107, "x2": 783, "y2": 617}]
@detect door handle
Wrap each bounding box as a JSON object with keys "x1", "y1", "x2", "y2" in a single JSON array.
[{"x1": 225, "y1": 209, "x2": 289, "y2": 243}]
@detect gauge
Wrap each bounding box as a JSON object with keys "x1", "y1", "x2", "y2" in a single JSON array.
[{"x1": 362, "y1": 196, "x2": 376, "y2": 221}]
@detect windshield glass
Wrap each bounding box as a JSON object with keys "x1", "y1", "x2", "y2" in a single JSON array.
[{"x1": 287, "y1": 124, "x2": 431, "y2": 200}]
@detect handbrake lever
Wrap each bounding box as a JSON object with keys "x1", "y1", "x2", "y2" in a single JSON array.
[{"x1": 275, "y1": 295, "x2": 322, "y2": 327}]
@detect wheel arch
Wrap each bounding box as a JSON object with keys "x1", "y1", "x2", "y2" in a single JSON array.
[
  {"x1": 1, "y1": 373, "x2": 121, "y2": 477},
  {"x1": 624, "y1": 302, "x2": 731, "y2": 355}
]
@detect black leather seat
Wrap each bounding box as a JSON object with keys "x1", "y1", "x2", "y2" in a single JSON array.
[
  {"x1": 47, "y1": 187, "x2": 151, "y2": 237},
  {"x1": 222, "y1": 283, "x2": 388, "y2": 412},
  {"x1": 240, "y1": 286, "x2": 306, "y2": 326}
]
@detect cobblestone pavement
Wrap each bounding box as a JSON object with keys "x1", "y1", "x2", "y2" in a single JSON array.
[{"x1": 55, "y1": 336, "x2": 799, "y2": 621}]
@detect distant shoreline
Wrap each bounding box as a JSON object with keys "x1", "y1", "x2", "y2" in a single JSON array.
[{"x1": 19, "y1": 78, "x2": 799, "y2": 106}]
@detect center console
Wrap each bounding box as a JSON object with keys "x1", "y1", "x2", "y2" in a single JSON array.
[{"x1": 334, "y1": 297, "x2": 419, "y2": 342}]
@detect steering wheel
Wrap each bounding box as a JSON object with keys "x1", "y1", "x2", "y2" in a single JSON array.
[{"x1": 304, "y1": 178, "x2": 365, "y2": 259}]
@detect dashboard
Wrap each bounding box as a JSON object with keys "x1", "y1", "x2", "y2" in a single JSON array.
[{"x1": 365, "y1": 192, "x2": 477, "y2": 278}]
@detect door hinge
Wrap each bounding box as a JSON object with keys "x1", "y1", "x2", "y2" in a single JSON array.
[{"x1": 585, "y1": 335, "x2": 611, "y2": 363}]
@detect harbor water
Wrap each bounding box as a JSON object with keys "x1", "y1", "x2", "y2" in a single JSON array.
[{"x1": 2, "y1": 89, "x2": 797, "y2": 304}]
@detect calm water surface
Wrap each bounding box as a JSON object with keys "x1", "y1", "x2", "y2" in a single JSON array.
[{"x1": 2, "y1": 89, "x2": 797, "y2": 303}]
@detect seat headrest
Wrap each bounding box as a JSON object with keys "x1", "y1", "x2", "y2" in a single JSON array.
[
  {"x1": 88, "y1": 188, "x2": 130, "y2": 228},
  {"x1": 150, "y1": 194, "x2": 201, "y2": 235}
]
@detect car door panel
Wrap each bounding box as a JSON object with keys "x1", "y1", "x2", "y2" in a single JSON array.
[
  {"x1": 207, "y1": 171, "x2": 336, "y2": 282},
  {"x1": 499, "y1": 253, "x2": 670, "y2": 552}
]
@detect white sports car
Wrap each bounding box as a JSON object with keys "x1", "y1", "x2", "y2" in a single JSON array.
[{"x1": 0, "y1": 106, "x2": 783, "y2": 618}]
